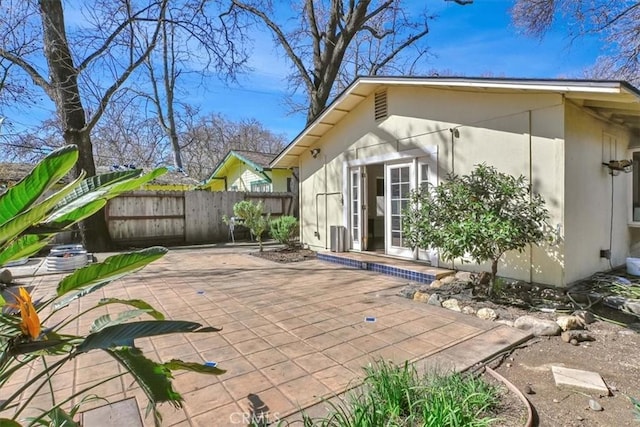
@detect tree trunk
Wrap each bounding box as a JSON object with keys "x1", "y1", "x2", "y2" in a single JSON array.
[
  {"x1": 40, "y1": 0, "x2": 112, "y2": 252},
  {"x1": 489, "y1": 258, "x2": 499, "y2": 297}
]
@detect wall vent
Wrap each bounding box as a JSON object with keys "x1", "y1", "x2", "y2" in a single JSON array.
[{"x1": 374, "y1": 90, "x2": 388, "y2": 121}]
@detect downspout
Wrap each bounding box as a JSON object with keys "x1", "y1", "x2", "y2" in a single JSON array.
[{"x1": 528, "y1": 110, "x2": 533, "y2": 284}]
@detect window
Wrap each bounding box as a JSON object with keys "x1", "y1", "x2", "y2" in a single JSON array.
[
  {"x1": 286, "y1": 177, "x2": 292, "y2": 192},
  {"x1": 250, "y1": 180, "x2": 271, "y2": 192}
]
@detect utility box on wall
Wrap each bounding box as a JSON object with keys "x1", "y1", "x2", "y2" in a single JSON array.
[{"x1": 330, "y1": 225, "x2": 347, "y2": 252}]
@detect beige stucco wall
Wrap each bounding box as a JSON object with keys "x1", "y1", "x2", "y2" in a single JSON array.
[
  {"x1": 300, "y1": 84, "x2": 640, "y2": 286},
  {"x1": 564, "y1": 102, "x2": 632, "y2": 284}
]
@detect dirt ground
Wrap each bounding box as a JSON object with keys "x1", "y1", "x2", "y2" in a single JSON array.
[{"x1": 254, "y1": 247, "x2": 640, "y2": 426}]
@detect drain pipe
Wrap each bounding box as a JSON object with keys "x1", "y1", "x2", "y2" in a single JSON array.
[{"x1": 528, "y1": 110, "x2": 534, "y2": 284}]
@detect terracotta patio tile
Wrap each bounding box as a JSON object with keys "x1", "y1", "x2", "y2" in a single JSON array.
[
  {"x1": 245, "y1": 348, "x2": 288, "y2": 369},
  {"x1": 298, "y1": 311, "x2": 331, "y2": 324},
  {"x1": 233, "y1": 337, "x2": 272, "y2": 355},
  {"x1": 174, "y1": 370, "x2": 221, "y2": 393},
  {"x1": 434, "y1": 322, "x2": 482, "y2": 339},
  {"x1": 370, "y1": 328, "x2": 411, "y2": 344},
  {"x1": 239, "y1": 316, "x2": 270, "y2": 329},
  {"x1": 75, "y1": 361, "x2": 122, "y2": 385},
  {"x1": 190, "y1": 401, "x2": 241, "y2": 427},
  {"x1": 293, "y1": 352, "x2": 336, "y2": 373},
  {"x1": 223, "y1": 329, "x2": 258, "y2": 344},
  {"x1": 329, "y1": 325, "x2": 368, "y2": 342},
  {"x1": 212, "y1": 356, "x2": 255, "y2": 379},
  {"x1": 262, "y1": 361, "x2": 306, "y2": 385},
  {"x1": 201, "y1": 345, "x2": 241, "y2": 362},
  {"x1": 371, "y1": 345, "x2": 415, "y2": 365},
  {"x1": 188, "y1": 333, "x2": 228, "y2": 352},
  {"x1": 276, "y1": 317, "x2": 308, "y2": 331},
  {"x1": 290, "y1": 324, "x2": 325, "y2": 339},
  {"x1": 152, "y1": 334, "x2": 190, "y2": 350},
  {"x1": 417, "y1": 330, "x2": 462, "y2": 347},
  {"x1": 252, "y1": 323, "x2": 285, "y2": 337},
  {"x1": 236, "y1": 388, "x2": 294, "y2": 421},
  {"x1": 304, "y1": 334, "x2": 344, "y2": 351},
  {"x1": 323, "y1": 342, "x2": 365, "y2": 364},
  {"x1": 395, "y1": 337, "x2": 439, "y2": 356},
  {"x1": 314, "y1": 365, "x2": 359, "y2": 393},
  {"x1": 349, "y1": 335, "x2": 389, "y2": 353},
  {"x1": 279, "y1": 376, "x2": 332, "y2": 407},
  {"x1": 262, "y1": 332, "x2": 298, "y2": 346},
  {"x1": 222, "y1": 370, "x2": 272, "y2": 400}
]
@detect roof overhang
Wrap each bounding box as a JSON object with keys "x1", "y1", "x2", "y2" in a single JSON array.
[{"x1": 271, "y1": 77, "x2": 640, "y2": 169}]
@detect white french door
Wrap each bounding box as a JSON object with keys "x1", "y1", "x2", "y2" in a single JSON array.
[
  {"x1": 385, "y1": 162, "x2": 414, "y2": 257},
  {"x1": 417, "y1": 158, "x2": 438, "y2": 264},
  {"x1": 349, "y1": 166, "x2": 368, "y2": 251}
]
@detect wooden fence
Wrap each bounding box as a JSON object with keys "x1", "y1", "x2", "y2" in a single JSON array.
[{"x1": 106, "y1": 190, "x2": 294, "y2": 246}]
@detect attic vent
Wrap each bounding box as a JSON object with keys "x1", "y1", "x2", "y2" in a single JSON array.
[{"x1": 374, "y1": 90, "x2": 388, "y2": 121}]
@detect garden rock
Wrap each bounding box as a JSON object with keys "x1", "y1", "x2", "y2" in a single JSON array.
[
  {"x1": 624, "y1": 300, "x2": 640, "y2": 315},
  {"x1": 413, "y1": 291, "x2": 431, "y2": 303},
  {"x1": 442, "y1": 298, "x2": 461, "y2": 312},
  {"x1": 514, "y1": 315, "x2": 561, "y2": 336},
  {"x1": 561, "y1": 331, "x2": 595, "y2": 344},
  {"x1": 496, "y1": 319, "x2": 515, "y2": 327},
  {"x1": 477, "y1": 272, "x2": 491, "y2": 285},
  {"x1": 477, "y1": 307, "x2": 498, "y2": 321},
  {"x1": 455, "y1": 271, "x2": 473, "y2": 282},
  {"x1": 440, "y1": 275, "x2": 456, "y2": 285},
  {"x1": 427, "y1": 294, "x2": 442, "y2": 307},
  {"x1": 461, "y1": 306, "x2": 476, "y2": 315},
  {"x1": 588, "y1": 399, "x2": 603, "y2": 411},
  {"x1": 572, "y1": 310, "x2": 595, "y2": 325},
  {"x1": 398, "y1": 287, "x2": 417, "y2": 299},
  {"x1": 0, "y1": 269, "x2": 12, "y2": 285},
  {"x1": 429, "y1": 279, "x2": 444, "y2": 289},
  {"x1": 556, "y1": 315, "x2": 584, "y2": 331}
]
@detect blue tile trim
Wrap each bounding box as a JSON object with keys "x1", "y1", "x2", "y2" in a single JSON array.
[{"x1": 317, "y1": 253, "x2": 435, "y2": 284}]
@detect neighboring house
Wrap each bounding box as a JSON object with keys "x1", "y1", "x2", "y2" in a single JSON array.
[
  {"x1": 200, "y1": 150, "x2": 293, "y2": 192},
  {"x1": 271, "y1": 76, "x2": 640, "y2": 288},
  {"x1": 0, "y1": 162, "x2": 38, "y2": 192}
]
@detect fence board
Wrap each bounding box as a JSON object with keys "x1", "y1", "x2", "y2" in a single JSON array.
[{"x1": 106, "y1": 190, "x2": 294, "y2": 245}]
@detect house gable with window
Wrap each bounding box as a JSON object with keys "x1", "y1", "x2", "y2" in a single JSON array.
[
  {"x1": 201, "y1": 150, "x2": 293, "y2": 192},
  {"x1": 271, "y1": 76, "x2": 640, "y2": 287}
]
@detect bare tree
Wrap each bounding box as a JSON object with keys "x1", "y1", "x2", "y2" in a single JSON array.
[
  {"x1": 181, "y1": 113, "x2": 287, "y2": 180},
  {"x1": 511, "y1": 1, "x2": 640, "y2": 84},
  {"x1": 222, "y1": 0, "x2": 437, "y2": 124}
]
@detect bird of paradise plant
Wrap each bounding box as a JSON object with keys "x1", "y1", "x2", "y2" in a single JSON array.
[{"x1": 0, "y1": 145, "x2": 223, "y2": 427}]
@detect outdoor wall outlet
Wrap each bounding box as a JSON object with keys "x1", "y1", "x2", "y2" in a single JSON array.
[{"x1": 600, "y1": 249, "x2": 611, "y2": 259}]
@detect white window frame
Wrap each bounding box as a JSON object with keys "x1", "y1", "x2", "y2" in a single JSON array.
[{"x1": 628, "y1": 148, "x2": 640, "y2": 226}]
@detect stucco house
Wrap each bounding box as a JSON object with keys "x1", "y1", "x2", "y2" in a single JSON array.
[
  {"x1": 200, "y1": 149, "x2": 294, "y2": 192},
  {"x1": 271, "y1": 77, "x2": 640, "y2": 288}
]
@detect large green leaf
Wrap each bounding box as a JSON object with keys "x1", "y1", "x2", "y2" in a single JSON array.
[
  {"x1": 0, "y1": 173, "x2": 85, "y2": 247},
  {"x1": 0, "y1": 418, "x2": 22, "y2": 427},
  {"x1": 90, "y1": 310, "x2": 151, "y2": 333},
  {"x1": 78, "y1": 320, "x2": 204, "y2": 353},
  {"x1": 97, "y1": 298, "x2": 165, "y2": 320},
  {"x1": 37, "y1": 199, "x2": 107, "y2": 231},
  {"x1": 163, "y1": 359, "x2": 226, "y2": 376},
  {"x1": 52, "y1": 169, "x2": 142, "y2": 210},
  {"x1": 107, "y1": 347, "x2": 182, "y2": 409},
  {"x1": 56, "y1": 247, "x2": 168, "y2": 297},
  {"x1": 0, "y1": 234, "x2": 52, "y2": 268},
  {"x1": 104, "y1": 167, "x2": 168, "y2": 196},
  {"x1": 0, "y1": 145, "x2": 78, "y2": 226}
]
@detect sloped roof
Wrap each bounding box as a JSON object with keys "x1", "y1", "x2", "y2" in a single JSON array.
[
  {"x1": 0, "y1": 163, "x2": 38, "y2": 183},
  {"x1": 206, "y1": 150, "x2": 279, "y2": 183},
  {"x1": 271, "y1": 76, "x2": 640, "y2": 168}
]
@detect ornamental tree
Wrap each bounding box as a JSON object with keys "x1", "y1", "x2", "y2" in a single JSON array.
[{"x1": 403, "y1": 164, "x2": 549, "y2": 287}]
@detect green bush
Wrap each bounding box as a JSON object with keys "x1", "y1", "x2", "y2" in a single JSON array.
[
  {"x1": 269, "y1": 216, "x2": 298, "y2": 248},
  {"x1": 232, "y1": 200, "x2": 270, "y2": 251}
]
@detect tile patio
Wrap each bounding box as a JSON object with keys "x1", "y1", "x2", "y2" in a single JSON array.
[{"x1": 3, "y1": 246, "x2": 530, "y2": 426}]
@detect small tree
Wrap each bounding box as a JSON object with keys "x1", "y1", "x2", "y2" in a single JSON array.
[
  {"x1": 403, "y1": 164, "x2": 549, "y2": 288},
  {"x1": 270, "y1": 216, "x2": 299, "y2": 249},
  {"x1": 232, "y1": 200, "x2": 270, "y2": 252}
]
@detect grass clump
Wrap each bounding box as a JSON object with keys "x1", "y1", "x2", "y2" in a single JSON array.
[{"x1": 300, "y1": 360, "x2": 499, "y2": 426}]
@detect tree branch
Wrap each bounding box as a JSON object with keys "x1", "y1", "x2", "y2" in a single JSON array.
[
  {"x1": 370, "y1": 25, "x2": 429, "y2": 75},
  {"x1": 0, "y1": 49, "x2": 53, "y2": 97},
  {"x1": 84, "y1": 0, "x2": 169, "y2": 132},
  {"x1": 445, "y1": 0, "x2": 473, "y2": 5},
  {"x1": 229, "y1": 1, "x2": 313, "y2": 93}
]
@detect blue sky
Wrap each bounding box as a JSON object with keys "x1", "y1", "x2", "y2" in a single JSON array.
[
  {"x1": 213, "y1": 0, "x2": 604, "y2": 139},
  {"x1": 2, "y1": 1, "x2": 606, "y2": 144}
]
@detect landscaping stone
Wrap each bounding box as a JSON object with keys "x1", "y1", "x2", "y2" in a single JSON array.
[
  {"x1": 556, "y1": 315, "x2": 584, "y2": 331},
  {"x1": 455, "y1": 271, "x2": 473, "y2": 282},
  {"x1": 572, "y1": 310, "x2": 595, "y2": 325},
  {"x1": 588, "y1": 399, "x2": 603, "y2": 411},
  {"x1": 429, "y1": 279, "x2": 444, "y2": 289},
  {"x1": 514, "y1": 315, "x2": 561, "y2": 336},
  {"x1": 624, "y1": 300, "x2": 640, "y2": 315},
  {"x1": 461, "y1": 306, "x2": 476, "y2": 315},
  {"x1": 440, "y1": 275, "x2": 456, "y2": 285},
  {"x1": 561, "y1": 331, "x2": 595, "y2": 343},
  {"x1": 442, "y1": 298, "x2": 461, "y2": 312},
  {"x1": 398, "y1": 286, "x2": 417, "y2": 299},
  {"x1": 427, "y1": 293, "x2": 442, "y2": 306},
  {"x1": 477, "y1": 307, "x2": 498, "y2": 321},
  {"x1": 551, "y1": 366, "x2": 610, "y2": 395},
  {"x1": 496, "y1": 319, "x2": 515, "y2": 327},
  {"x1": 413, "y1": 291, "x2": 431, "y2": 303},
  {"x1": 0, "y1": 269, "x2": 12, "y2": 285}
]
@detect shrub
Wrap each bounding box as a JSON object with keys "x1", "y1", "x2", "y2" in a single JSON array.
[
  {"x1": 269, "y1": 216, "x2": 298, "y2": 248},
  {"x1": 232, "y1": 200, "x2": 270, "y2": 251},
  {"x1": 403, "y1": 163, "x2": 549, "y2": 291}
]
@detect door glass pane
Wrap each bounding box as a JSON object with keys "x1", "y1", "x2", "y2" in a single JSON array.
[
  {"x1": 391, "y1": 168, "x2": 399, "y2": 180},
  {"x1": 351, "y1": 170, "x2": 359, "y2": 244},
  {"x1": 401, "y1": 167, "x2": 409, "y2": 181},
  {"x1": 388, "y1": 165, "x2": 411, "y2": 249}
]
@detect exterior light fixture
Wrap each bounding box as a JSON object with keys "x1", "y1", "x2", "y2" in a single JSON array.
[
  {"x1": 603, "y1": 159, "x2": 633, "y2": 174},
  {"x1": 310, "y1": 148, "x2": 321, "y2": 158}
]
